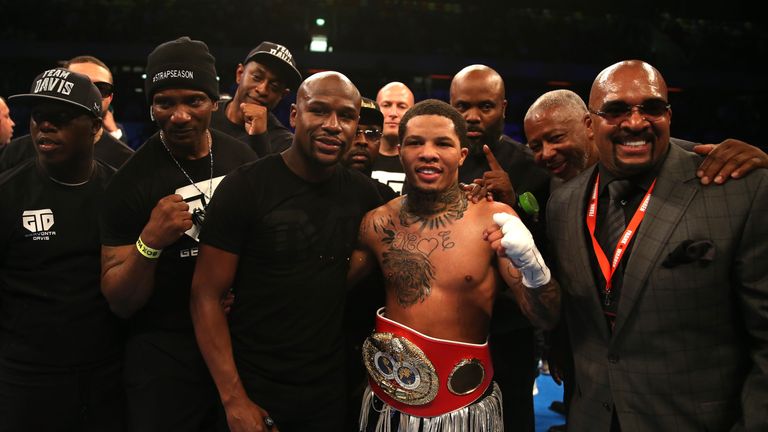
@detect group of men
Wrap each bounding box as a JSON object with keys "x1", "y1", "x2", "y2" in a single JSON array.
[{"x1": 1, "y1": 34, "x2": 766, "y2": 432}]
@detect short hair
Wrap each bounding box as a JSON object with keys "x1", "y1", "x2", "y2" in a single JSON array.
[
  {"x1": 399, "y1": 99, "x2": 469, "y2": 148},
  {"x1": 63, "y1": 55, "x2": 109, "y2": 70},
  {"x1": 524, "y1": 89, "x2": 587, "y2": 122}
]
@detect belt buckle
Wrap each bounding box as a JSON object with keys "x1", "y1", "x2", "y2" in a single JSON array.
[
  {"x1": 363, "y1": 332, "x2": 439, "y2": 405},
  {"x1": 447, "y1": 358, "x2": 486, "y2": 395}
]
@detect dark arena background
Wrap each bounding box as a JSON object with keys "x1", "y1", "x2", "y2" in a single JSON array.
[{"x1": 1, "y1": 0, "x2": 765, "y2": 151}]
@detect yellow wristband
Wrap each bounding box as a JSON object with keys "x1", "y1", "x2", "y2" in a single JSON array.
[{"x1": 136, "y1": 237, "x2": 162, "y2": 259}]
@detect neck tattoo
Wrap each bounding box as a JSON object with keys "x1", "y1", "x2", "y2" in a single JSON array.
[
  {"x1": 160, "y1": 129, "x2": 214, "y2": 226},
  {"x1": 399, "y1": 185, "x2": 468, "y2": 230}
]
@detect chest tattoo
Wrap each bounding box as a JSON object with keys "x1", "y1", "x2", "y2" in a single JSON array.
[{"x1": 374, "y1": 211, "x2": 457, "y2": 307}]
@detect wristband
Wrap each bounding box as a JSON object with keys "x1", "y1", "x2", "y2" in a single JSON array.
[{"x1": 136, "y1": 237, "x2": 162, "y2": 259}]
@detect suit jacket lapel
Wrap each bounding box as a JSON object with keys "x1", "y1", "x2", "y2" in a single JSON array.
[{"x1": 611, "y1": 145, "x2": 700, "y2": 337}]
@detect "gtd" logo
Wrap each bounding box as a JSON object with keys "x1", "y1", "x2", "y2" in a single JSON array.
[{"x1": 22, "y1": 209, "x2": 55, "y2": 232}]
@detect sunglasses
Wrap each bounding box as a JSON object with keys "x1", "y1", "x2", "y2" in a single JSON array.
[
  {"x1": 589, "y1": 99, "x2": 670, "y2": 124},
  {"x1": 356, "y1": 128, "x2": 382, "y2": 141},
  {"x1": 31, "y1": 107, "x2": 82, "y2": 125},
  {"x1": 94, "y1": 81, "x2": 114, "y2": 98}
]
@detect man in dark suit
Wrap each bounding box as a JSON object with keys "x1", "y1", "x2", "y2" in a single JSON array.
[{"x1": 546, "y1": 59, "x2": 767, "y2": 431}]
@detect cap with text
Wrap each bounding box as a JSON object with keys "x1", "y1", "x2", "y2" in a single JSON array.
[
  {"x1": 360, "y1": 97, "x2": 384, "y2": 128},
  {"x1": 9, "y1": 68, "x2": 102, "y2": 118},
  {"x1": 244, "y1": 41, "x2": 302, "y2": 91}
]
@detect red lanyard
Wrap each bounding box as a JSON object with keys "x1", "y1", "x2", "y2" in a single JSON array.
[{"x1": 586, "y1": 174, "x2": 656, "y2": 304}]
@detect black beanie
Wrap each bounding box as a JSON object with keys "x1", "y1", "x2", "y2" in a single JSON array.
[{"x1": 145, "y1": 36, "x2": 219, "y2": 103}]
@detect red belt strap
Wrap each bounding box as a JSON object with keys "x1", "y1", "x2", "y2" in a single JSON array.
[{"x1": 364, "y1": 308, "x2": 494, "y2": 417}]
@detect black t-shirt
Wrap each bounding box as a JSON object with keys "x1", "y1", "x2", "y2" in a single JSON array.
[
  {"x1": 199, "y1": 154, "x2": 383, "y2": 411},
  {"x1": 100, "y1": 129, "x2": 256, "y2": 333},
  {"x1": 371, "y1": 154, "x2": 406, "y2": 195},
  {"x1": 0, "y1": 159, "x2": 121, "y2": 370},
  {"x1": 373, "y1": 178, "x2": 398, "y2": 202},
  {"x1": 210, "y1": 99, "x2": 293, "y2": 158},
  {"x1": 0, "y1": 131, "x2": 134, "y2": 172}
]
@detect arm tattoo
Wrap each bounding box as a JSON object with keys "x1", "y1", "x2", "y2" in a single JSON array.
[{"x1": 506, "y1": 266, "x2": 561, "y2": 329}]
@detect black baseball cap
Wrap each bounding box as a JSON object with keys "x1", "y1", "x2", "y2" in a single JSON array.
[
  {"x1": 243, "y1": 41, "x2": 302, "y2": 91},
  {"x1": 360, "y1": 97, "x2": 383, "y2": 127},
  {"x1": 9, "y1": 68, "x2": 102, "y2": 118}
]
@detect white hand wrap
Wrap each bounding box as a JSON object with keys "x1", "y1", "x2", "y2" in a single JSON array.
[{"x1": 493, "y1": 212, "x2": 551, "y2": 288}]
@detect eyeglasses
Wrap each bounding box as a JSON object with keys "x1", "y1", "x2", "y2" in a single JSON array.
[
  {"x1": 94, "y1": 82, "x2": 114, "y2": 98},
  {"x1": 356, "y1": 128, "x2": 382, "y2": 141},
  {"x1": 589, "y1": 99, "x2": 670, "y2": 124}
]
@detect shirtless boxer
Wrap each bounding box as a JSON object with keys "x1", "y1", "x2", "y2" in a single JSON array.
[{"x1": 348, "y1": 99, "x2": 560, "y2": 431}]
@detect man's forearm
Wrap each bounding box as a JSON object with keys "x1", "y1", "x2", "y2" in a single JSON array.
[
  {"x1": 502, "y1": 265, "x2": 561, "y2": 330},
  {"x1": 522, "y1": 278, "x2": 561, "y2": 330},
  {"x1": 190, "y1": 292, "x2": 250, "y2": 407},
  {"x1": 100, "y1": 244, "x2": 159, "y2": 318}
]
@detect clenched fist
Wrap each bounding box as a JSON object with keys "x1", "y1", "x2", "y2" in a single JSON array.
[{"x1": 140, "y1": 194, "x2": 193, "y2": 249}]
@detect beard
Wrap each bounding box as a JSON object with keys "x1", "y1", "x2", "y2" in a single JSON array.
[{"x1": 467, "y1": 121, "x2": 503, "y2": 155}]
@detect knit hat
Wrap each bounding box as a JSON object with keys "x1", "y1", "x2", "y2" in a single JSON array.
[
  {"x1": 145, "y1": 36, "x2": 219, "y2": 103},
  {"x1": 243, "y1": 41, "x2": 302, "y2": 91},
  {"x1": 9, "y1": 68, "x2": 102, "y2": 118}
]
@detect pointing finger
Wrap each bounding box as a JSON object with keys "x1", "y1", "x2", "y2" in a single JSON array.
[{"x1": 483, "y1": 144, "x2": 503, "y2": 171}]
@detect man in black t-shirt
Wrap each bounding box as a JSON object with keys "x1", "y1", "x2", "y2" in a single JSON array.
[
  {"x1": 210, "y1": 41, "x2": 302, "y2": 158},
  {"x1": 1, "y1": 68, "x2": 123, "y2": 432},
  {"x1": 370, "y1": 81, "x2": 415, "y2": 194},
  {"x1": 0, "y1": 55, "x2": 134, "y2": 172},
  {"x1": 191, "y1": 71, "x2": 383, "y2": 432},
  {"x1": 100, "y1": 37, "x2": 256, "y2": 432}
]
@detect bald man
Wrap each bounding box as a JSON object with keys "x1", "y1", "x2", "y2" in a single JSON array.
[
  {"x1": 546, "y1": 60, "x2": 767, "y2": 431},
  {"x1": 524, "y1": 88, "x2": 768, "y2": 432},
  {"x1": 191, "y1": 71, "x2": 385, "y2": 432},
  {"x1": 371, "y1": 81, "x2": 414, "y2": 194},
  {"x1": 451, "y1": 64, "x2": 552, "y2": 432},
  {"x1": 451, "y1": 65, "x2": 550, "y2": 208}
]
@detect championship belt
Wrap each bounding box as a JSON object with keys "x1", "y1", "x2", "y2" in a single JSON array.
[{"x1": 362, "y1": 308, "x2": 494, "y2": 417}]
